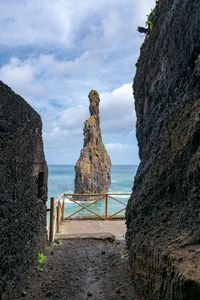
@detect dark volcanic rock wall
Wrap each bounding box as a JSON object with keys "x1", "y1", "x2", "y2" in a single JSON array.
[
  {"x1": 0, "y1": 81, "x2": 47, "y2": 299},
  {"x1": 74, "y1": 90, "x2": 111, "y2": 194},
  {"x1": 126, "y1": 1, "x2": 200, "y2": 299}
]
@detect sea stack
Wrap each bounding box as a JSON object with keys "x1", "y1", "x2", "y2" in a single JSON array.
[{"x1": 74, "y1": 90, "x2": 111, "y2": 195}]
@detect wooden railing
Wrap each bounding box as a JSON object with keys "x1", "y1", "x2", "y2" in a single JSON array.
[{"x1": 47, "y1": 193, "x2": 131, "y2": 242}]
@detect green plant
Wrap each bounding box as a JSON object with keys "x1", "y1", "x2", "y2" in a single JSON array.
[
  {"x1": 146, "y1": 9, "x2": 154, "y2": 32},
  {"x1": 146, "y1": 15, "x2": 154, "y2": 32},
  {"x1": 37, "y1": 251, "x2": 47, "y2": 271},
  {"x1": 146, "y1": 1, "x2": 158, "y2": 32}
]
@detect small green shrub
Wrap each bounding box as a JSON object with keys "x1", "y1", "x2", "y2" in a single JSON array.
[
  {"x1": 146, "y1": 10, "x2": 154, "y2": 32},
  {"x1": 37, "y1": 252, "x2": 47, "y2": 271},
  {"x1": 146, "y1": 1, "x2": 158, "y2": 32},
  {"x1": 146, "y1": 16, "x2": 154, "y2": 32}
]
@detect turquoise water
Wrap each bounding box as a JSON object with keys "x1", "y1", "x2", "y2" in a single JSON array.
[{"x1": 47, "y1": 165, "x2": 137, "y2": 219}]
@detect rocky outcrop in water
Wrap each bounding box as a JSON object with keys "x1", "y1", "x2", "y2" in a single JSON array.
[
  {"x1": 74, "y1": 90, "x2": 111, "y2": 195},
  {"x1": 126, "y1": 0, "x2": 200, "y2": 299},
  {"x1": 0, "y1": 81, "x2": 47, "y2": 299}
]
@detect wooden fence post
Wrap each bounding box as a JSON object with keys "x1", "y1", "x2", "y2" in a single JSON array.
[
  {"x1": 56, "y1": 200, "x2": 60, "y2": 233},
  {"x1": 49, "y1": 197, "x2": 54, "y2": 242},
  {"x1": 105, "y1": 194, "x2": 108, "y2": 219},
  {"x1": 62, "y1": 200, "x2": 65, "y2": 221}
]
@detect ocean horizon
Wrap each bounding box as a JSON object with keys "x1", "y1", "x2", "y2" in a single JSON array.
[
  {"x1": 47, "y1": 164, "x2": 138, "y2": 218},
  {"x1": 48, "y1": 164, "x2": 138, "y2": 200}
]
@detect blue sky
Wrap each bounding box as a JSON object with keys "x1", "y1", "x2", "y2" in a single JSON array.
[{"x1": 0, "y1": 0, "x2": 155, "y2": 165}]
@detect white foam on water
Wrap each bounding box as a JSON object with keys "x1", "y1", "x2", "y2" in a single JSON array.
[{"x1": 64, "y1": 199, "x2": 96, "y2": 204}]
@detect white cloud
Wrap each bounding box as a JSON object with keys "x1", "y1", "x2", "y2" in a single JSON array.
[
  {"x1": 0, "y1": 54, "x2": 135, "y2": 121},
  {"x1": 105, "y1": 143, "x2": 139, "y2": 164},
  {"x1": 101, "y1": 83, "x2": 135, "y2": 135},
  {"x1": 59, "y1": 106, "x2": 87, "y2": 131},
  {"x1": 0, "y1": 54, "x2": 89, "y2": 108},
  {"x1": 0, "y1": 56, "x2": 136, "y2": 163},
  {"x1": 106, "y1": 143, "x2": 135, "y2": 151},
  {"x1": 0, "y1": 0, "x2": 155, "y2": 47},
  {"x1": 0, "y1": 0, "x2": 73, "y2": 46},
  {"x1": 0, "y1": 57, "x2": 45, "y2": 99},
  {"x1": 45, "y1": 83, "x2": 135, "y2": 146},
  {"x1": 0, "y1": 0, "x2": 155, "y2": 163}
]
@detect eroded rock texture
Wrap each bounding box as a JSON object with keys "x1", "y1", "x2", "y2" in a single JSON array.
[
  {"x1": 126, "y1": 1, "x2": 200, "y2": 299},
  {"x1": 0, "y1": 81, "x2": 47, "y2": 299},
  {"x1": 74, "y1": 90, "x2": 111, "y2": 194}
]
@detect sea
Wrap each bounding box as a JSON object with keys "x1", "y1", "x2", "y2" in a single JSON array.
[{"x1": 47, "y1": 165, "x2": 138, "y2": 219}]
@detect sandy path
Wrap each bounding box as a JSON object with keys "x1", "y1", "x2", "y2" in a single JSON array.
[{"x1": 11, "y1": 239, "x2": 136, "y2": 300}]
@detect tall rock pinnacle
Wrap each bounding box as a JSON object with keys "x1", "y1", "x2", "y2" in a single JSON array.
[{"x1": 74, "y1": 90, "x2": 111, "y2": 194}]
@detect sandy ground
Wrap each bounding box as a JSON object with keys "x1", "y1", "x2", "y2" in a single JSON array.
[
  {"x1": 11, "y1": 239, "x2": 136, "y2": 300},
  {"x1": 57, "y1": 220, "x2": 126, "y2": 240}
]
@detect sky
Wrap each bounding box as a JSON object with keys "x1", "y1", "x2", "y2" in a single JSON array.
[{"x1": 0, "y1": 0, "x2": 155, "y2": 165}]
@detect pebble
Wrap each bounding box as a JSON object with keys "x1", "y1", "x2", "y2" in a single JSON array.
[
  {"x1": 21, "y1": 290, "x2": 27, "y2": 296},
  {"x1": 87, "y1": 291, "x2": 93, "y2": 297},
  {"x1": 115, "y1": 287, "x2": 121, "y2": 294}
]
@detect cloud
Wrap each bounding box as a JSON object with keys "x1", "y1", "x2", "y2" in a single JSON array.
[
  {"x1": 0, "y1": 0, "x2": 155, "y2": 48},
  {"x1": 0, "y1": 54, "x2": 90, "y2": 109},
  {"x1": 0, "y1": 0, "x2": 73, "y2": 46},
  {"x1": 0, "y1": 0, "x2": 156, "y2": 164},
  {"x1": 0, "y1": 54, "x2": 135, "y2": 128},
  {"x1": 0, "y1": 57, "x2": 45, "y2": 100},
  {"x1": 0, "y1": 0, "x2": 156, "y2": 100},
  {"x1": 101, "y1": 84, "x2": 135, "y2": 135},
  {"x1": 105, "y1": 143, "x2": 139, "y2": 164},
  {"x1": 39, "y1": 82, "x2": 137, "y2": 166},
  {"x1": 46, "y1": 83, "x2": 134, "y2": 141},
  {"x1": 0, "y1": 57, "x2": 137, "y2": 166},
  {"x1": 106, "y1": 143, "x2": 135, "y2": 151}
]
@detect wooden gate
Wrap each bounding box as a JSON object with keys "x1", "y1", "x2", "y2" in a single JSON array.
[{"x1": 48, "y1": 193, "x2": 131, "y2": 241}]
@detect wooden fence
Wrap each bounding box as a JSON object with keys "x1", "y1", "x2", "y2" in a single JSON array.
[{"x1": 47, "y1": 193, "x2": 131, "y2": 242}]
